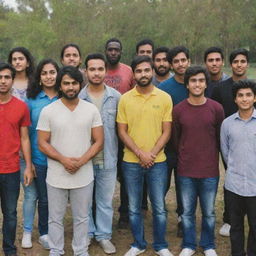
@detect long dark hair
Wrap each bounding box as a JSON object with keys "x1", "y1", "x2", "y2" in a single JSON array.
[
  {"x1": 8, "y1": 47, "x2": 35, "y2": 83},
  {"x1": 27, "y1": 59, "x2": 59, "y2": 99}
]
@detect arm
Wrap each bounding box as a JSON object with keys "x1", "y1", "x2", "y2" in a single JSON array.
[
  {"x1": 220, "y1": 121, "x2": 229, "y2": 165},
  {"x1": 20, "y1": 126, "x2": 34, "y2": 186},
  {"x1": 38, "y1": 130, "x2": 81, "y2": 173},
  {"x1": 73, "y1": 126, "x2": 104, "y2": 169}
]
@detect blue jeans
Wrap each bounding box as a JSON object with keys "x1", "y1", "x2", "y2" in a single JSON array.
[
  {"x1": 34, "y1": 164, "x2": 48, "y2": 236},
  {"x1": 0, "y1": 171, "x2": 20, "y2": 255},
  {"x1": 89, "y1": 164, "x2": 116, "y2": 241},
  {"x1": 178, "y1": 175, "x2": 219, "y2": 250},
  {"x1": 122, "y1": 161, "x2": 168, "y2": 251},
  {"x1": 20, "y1": 158, "x2": 38, "y2": 233}
]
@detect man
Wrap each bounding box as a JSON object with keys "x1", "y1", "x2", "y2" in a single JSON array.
[
  {"x1": 117, "y1": 55, "x2": 173, "y2": 256},
  {"x1": 0, "y1": 62, "x2": 33, "y2": 256},
  {"x1": 152, "y1": 46, "x2": 172, "y2": 87},
  {"x1": 37, "y1": 66, "x2": 103, "y2": 256},
  {"x1": 221, "y1": 79, "x2": 256, "y2": 256},
  {"x1": 204, "y1": 47, "x2": 229, "y2": 97},
  {"x1": 79, "y1": 53, "x2": 121, "y2": 254},
  {"x1": 104, "y1": 38, "x2": 134, "y2": 228},
  {"x1": 158, "y1": 46, "x2": 190, "y2": 237},
  {"x1": 212, "y1": 48, "x2": 249, "y2": 237},
  {"x1": 172, "y1": 66, "x2": 224, "y2": 256},
  {"x1": 136, "y1": 39, "x2": 154, "y2": 58}
]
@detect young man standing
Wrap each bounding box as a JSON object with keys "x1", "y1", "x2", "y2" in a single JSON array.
[
  {"x1": 117, "y1": 56, "x2": 173, "y2": 256},
  {"x1": 158, "y1": 46, "x2": 190, "y2": 237},
  {"x1": 79, "y1": 53, "x2": 121, "y2": 254},
  {"x1": 173, "y1": 66, "x2": 224, "y2": 256},
  {"x1": 0, "y1": 62, "x2": 33, "y2": 256},
  {"x1": 37, "y1": 66, "x2": 103, "y2": 256},
  {"x1": 152, "y1": 47, "x2": 172, "y2": 87},
  {"x1": 212, "y1": 48, "x2": 249, "y2": 236},
  {"x1": 221, "y1": 79, "x2": 256, "y2": 256},
  {"x1": 204, "y1": 47, "x2": 229, "y2": 97}
]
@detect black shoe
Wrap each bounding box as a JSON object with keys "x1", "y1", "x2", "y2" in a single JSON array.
[
  {"x1": 177, "y1": 221, "x2": 183, "y2": 238},
  {"x1": 118, "y1": 215, "x2": 129, "y2": 229}
]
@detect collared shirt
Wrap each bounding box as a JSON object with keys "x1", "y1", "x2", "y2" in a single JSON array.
[
  {"x1": 26, "y1": 91, "x2": 58, "y2": 166},
  {"x1": 79, "y1": 85, "x2": 121, "y2": 169},
  {"x1": 221, "y1": 109, "x2": 256, "y2": 196},
  {"x1": 117, "y1": 86, "x2": 173, "y2": 163},
  {"x1": 152, "y1": 72, "x2": 173, "y2": 87}
]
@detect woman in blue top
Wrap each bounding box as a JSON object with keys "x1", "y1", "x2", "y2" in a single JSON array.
[{"x1": 26, "y1": 59, "x2": 59, "y2": 249}]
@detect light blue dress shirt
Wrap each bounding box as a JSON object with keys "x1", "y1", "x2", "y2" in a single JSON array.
[
  {"x1": 220, "y1": 109, "x2": 256, "y2": 196},
  {"x1": 26, "y1": 91, "x2": 58, "y2": 166}
]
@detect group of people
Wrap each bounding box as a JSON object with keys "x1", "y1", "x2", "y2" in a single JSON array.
[{"x1": 0, "y1": 38, "x2": 255, "y2": 256}]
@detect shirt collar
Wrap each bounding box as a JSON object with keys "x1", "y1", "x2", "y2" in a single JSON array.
[
  {"x1": 132, "y1": 86, "x2": 158, "y2": 96},
  {"x1": 234, "y1": 108, "x2": 256, "y2": 120}
]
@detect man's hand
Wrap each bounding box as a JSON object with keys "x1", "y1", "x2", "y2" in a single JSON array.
[
  {"x1": 138, "y1": 150, "x2": 156, "y2": 169},
  {"x1": 60, "y1": 156, "x2": 80, "y2": 174},
  {"x1": 24, "y1": 167, "x2": 34, "y2": 186}
]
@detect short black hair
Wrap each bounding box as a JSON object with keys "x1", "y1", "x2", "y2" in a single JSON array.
[
  {"x1": 56, "y1": 66, "x2": 83, "y2": 97},
  {"x1": 136, "y1": 39, "x2": 154, "y2": 54},
  {"x1": 131, "y1": 55, "x2": 153, "y2": 72},
  {"x1": 153, "y1": 46, "x2": 169, "y2": 61},
  {"x1": 232, "y1": 79, "x2": 256, "y2": 99},
  {"x1": 167, "y1": 46, "x2": 189, "y2": 63},
  {"x1": 60, "y1": 43, "x2": 82, "y2": 59},
  {"x1": 229, "y1": 48, "x2": 249, "y2": 64},
  {"x1": 184, "y1": 65, "x2": 209, "y2": 86},
  {"x1": 0, "y1": 62, "x2": 16, "y2": 79},
  {"x1": 84, "y1": 53, "x2": 107, "y2": 69},
  {"x1": 105, "y1": 38, "x2": 122, "y2": 50},
  {"x1": 204, "y1": 47, "x2": 224, "y2": 62}
]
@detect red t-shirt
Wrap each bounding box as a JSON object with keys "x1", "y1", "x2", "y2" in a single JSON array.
[
  {"x1": 104, "y1": 63, "x2": 134, "y2": 94},
  {"x1": 0, "y1": 96, "x2": 30, "y2": 173}
]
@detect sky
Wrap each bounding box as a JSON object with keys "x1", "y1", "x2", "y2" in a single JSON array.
[{"x1": 2, "y1": 0, "x2": 17, "y2": 10}]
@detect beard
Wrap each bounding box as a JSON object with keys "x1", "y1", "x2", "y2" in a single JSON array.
[
  {"x1": 154, "y1": 66, "x2": 170, "y2": 77},
  {"x1": 136, "y1": 76, "x2": 152, "y2": 87},
  {"x1": 62, "y1": 90, "x2": 80, "y2": 100},
  {"x1": 106, "y1": 54, "x2": 121, "y2": 65}
]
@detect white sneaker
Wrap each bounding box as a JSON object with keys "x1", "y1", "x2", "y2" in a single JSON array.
[
  {"x1": 179, "y1": 248, "x2": 196, "y2": 256},
  {"x1": 219, "y1": 223, "x2": 230, "y2": 237},
  {"x1": 39, "y1": 234, "x2": 50, "y2": 250},
  {"x1": 99, "y1": 239, "x2": 116, "y2": 254},
  {"x1": 124, "y1": 247, "x2": 145, "y2": 256},
  {"x1": 21, "y1": 232, "x2": 32, "y2": 248},
  {"x1": 156, "y1": 248, "x2": 174, "y2": 256},
  {"x1": 204, "y1": 249, "x2": 218, "y2": 256}
]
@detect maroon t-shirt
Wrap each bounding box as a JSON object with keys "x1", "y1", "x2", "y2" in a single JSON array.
[
  {"x1": 172, "y1": 98, "x2": 224, "y2": 178},
  {"x1": 0, "y1": 96, "x2": 30, "y2": 173}
]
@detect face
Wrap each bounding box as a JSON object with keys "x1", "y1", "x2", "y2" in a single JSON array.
[
  {"x1": 40, "y1": 63, "x2": 58, "y2": 89},
  {"x1": 205, "y1": 52, "x2": 223, "y2": 76},
  {"x1": 105, "y1": 42, "x2": 121, "y2": 65},
  {"x1": 171, "y1": 52, "x2": 190, "y2": 76},
  {"x1": 187, "y1": 72, "x2": 207, "y2": 97},
  {"x1": 137, "y1": 44, "x2": 153, "y2": 58},
  {"x1": 231, "y1": 54, "x2": 248, "y2": 77},
  {"x1": 86, "y1": 59, "x2": 106, "y2": 86},
  {"x1": 61, "y1": 47, "x2": 81, "y2": 67},
  {"x1": 11, "y1": 52, "x2": 28, "y2": 73},
  {"x1": 134, "y1": 62, "x2": 153, "y2": 87},
  {"x1": 0, "y1": 69, "x2": 13, "y2": 94},
  {"x1": 60, "y1": 74, "x2": 81, "y2": 100},
  {"x1": 235, "y1": 88, "x2": 256, "y2": 111},
  {"x1": 153, "y1": 52, "x2": 170, "y2": 77}
]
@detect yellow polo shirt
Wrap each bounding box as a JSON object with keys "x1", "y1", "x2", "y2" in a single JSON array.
[{"x1": 117, "y1": 86, "x2": 173, "y2": 163}]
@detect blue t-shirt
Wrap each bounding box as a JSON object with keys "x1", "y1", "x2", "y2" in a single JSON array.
[
  {"x1": 158, "y1": 76, "x2": 188, "y2": 105},
  {"x1": 26, "y1": 91, "x2": 58, "y2": 166}
]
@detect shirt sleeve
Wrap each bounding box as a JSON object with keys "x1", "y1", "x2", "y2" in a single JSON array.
[
  {"x1": 92, "y1": 107, "x2": 103, "y2": 128},
  {"x1": 36, "y1": 107, "x2": 51, "y2": 132},
  {"x1": 220, "y1": 120, "x2": 229, "y2": 164},
  {"x1": 20, "y1": 103, "x2": 31, "y2": 127},
  {"x1": 116, "y1": 96, "x2": 128, "y2": 124}
]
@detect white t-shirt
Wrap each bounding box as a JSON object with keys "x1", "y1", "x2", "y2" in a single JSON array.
[{"x1": 37, "y1": 99, "x2": 102, "y2": 189}]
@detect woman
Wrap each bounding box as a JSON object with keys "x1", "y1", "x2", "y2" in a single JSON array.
[{"x1": 26, "y1": 59, "x2": 59, "y2": 249}]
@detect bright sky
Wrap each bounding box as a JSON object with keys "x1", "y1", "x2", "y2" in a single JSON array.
[{"x1": 2, "y1": 0, "x2": 17, "y2": 10}]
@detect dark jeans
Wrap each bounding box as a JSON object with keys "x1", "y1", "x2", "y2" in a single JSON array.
[
  {"x1": 0, "y1": 171, "x2": 20, "y2": 256},
  {"x1": 166, "y1": 150, "x2": 183, "y2": 217},
  {"x1": 34, "y1": 164, "x2": 48, "y2": 236},
  {"x1": 226, "y1": 190, "x2": 256, "y2": 256}
]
